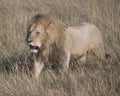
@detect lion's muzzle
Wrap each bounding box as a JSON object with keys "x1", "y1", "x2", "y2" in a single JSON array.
[
  {"x1": 28, "y1": 44, "x2": 40, "y2": 53},
  {"x1": 26, "y1": 39, "x2": 41, "y2": 53}
]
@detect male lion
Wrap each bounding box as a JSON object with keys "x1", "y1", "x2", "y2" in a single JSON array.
[{"x1": 26, "y1": 14, "x2": 106, "y2": 79}]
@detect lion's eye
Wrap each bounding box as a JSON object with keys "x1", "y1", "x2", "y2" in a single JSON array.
[{"x1": 36, "y1": 32, "x2": 40, "y2": 35}]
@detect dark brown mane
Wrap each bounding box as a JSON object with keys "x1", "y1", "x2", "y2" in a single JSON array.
[{"x1": 34, "y1": 14, "x2": 47, "y2": 20}]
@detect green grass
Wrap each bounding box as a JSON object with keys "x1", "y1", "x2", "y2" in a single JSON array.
[{"x1": 0, "y1": 0, "x2": 120, "y2": 96}]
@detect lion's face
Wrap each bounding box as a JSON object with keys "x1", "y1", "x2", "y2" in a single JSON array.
[{"x1": 26, "y1": 23, "x2": 47, "y2": 53}]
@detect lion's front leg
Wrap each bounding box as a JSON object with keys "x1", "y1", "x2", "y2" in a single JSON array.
[
  {"x1": 62, "y1": 51, "x2": 71, "y2": 73},
  {"x1": 33, "y1": 61, "x2": 44, "y2": 80}
]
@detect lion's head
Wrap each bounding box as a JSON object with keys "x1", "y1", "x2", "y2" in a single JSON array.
[
  {"x1": 26, "y1": 14, "x2": 66, "y2": 55},
  {"x1": 26, "y1": 15, "x2": 48, "y2": 53}
]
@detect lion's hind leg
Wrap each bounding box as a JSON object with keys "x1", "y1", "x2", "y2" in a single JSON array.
[
  {"x1": 73, "y1": 54, "x2": 87, "y2": 64},
  {"x1": 89, "y1": 44, "x2": 107, "y2": 61},
  {"x1": 79, "y1": 54, "x2": 87, "y2": 64}
]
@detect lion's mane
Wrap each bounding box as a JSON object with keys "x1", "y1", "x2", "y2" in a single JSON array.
[{"x1": 28, "y1": 14, "x2": 68, "y2": 65}]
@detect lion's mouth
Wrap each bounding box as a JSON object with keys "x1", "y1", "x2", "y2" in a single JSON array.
[
  {"x1": 29, "y1": 45, "x2": 40, "y2": 53},
  {"x1": 29, "y1": 45, "x2": 40, "y2": 50}
]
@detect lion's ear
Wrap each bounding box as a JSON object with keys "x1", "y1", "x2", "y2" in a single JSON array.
[
  {"x1": 45, "y1": 18, "x2": 67, "y2": 36},
  {"x1": 45, "y1": 23, "x2": 55, "y2": 34},
  {"x1": 40, "y1": 18, "x2": 52, "y2": 30}
]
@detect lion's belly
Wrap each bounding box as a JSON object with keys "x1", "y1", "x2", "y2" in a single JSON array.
[{"x1": 70, "y1": 37, "x2": 90, "y2": 56}]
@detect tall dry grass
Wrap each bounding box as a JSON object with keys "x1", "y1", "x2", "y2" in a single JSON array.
[{"x1": 0, "y1": 0, "x2": 120, "y2": 96}]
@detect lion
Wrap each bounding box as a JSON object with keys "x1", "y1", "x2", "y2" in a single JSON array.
[{"x1": 26, "y1": 14, "x2": 108, "y2": 79}]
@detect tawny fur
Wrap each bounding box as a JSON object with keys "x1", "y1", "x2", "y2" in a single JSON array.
[{"x1": 26, "y1": 14, "x2": 104, "y2": 79}]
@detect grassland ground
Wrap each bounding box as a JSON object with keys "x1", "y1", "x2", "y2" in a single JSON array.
[{"x1": 0, "y1": 0, "x2": 120, "y2": 96}]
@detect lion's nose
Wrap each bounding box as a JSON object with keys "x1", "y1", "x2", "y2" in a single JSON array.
[
  {"x1": 28, "y1": 40, "x2": 32, "y2": 43},
  {"x1": 27, "y1": 40, "x2": 32, "y2": 45}
]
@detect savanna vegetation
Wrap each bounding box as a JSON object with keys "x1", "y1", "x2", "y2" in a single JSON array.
[{"x1": 0, "y1": 0, "x2": 120, "y2": 96}]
